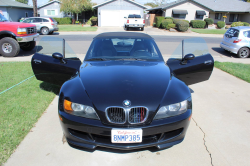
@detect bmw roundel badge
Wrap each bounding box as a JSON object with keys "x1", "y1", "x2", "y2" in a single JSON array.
[{"x1": 123, "y1": 100, "x2": 131, "y2": 107}]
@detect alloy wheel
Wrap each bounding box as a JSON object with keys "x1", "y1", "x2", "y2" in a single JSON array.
[
  {"x1": 239, "y1": 49, "x2": 249, "y2": 58},
  {"x1": 2, "y1": 43, "x2": 12, "y2": 53}
]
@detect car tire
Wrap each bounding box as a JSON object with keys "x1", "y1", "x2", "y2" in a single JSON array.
[
  {"x1": 141, "y1": 27, "x2": 144, "y2": 31},
  {"x1": 49, "y1": 31, "x2": 54, "y2": 35},
  {"x1": 0, "y1": 37, "x2": 20, "y2": 57},
  {"x1": 20, "y1": 41, "x2": 36, "y2": 51},
  {"x1": 237, "y1": 47, "x2": 250, "y2": 58},
  {"x1": 41, "y1": 27, "x2": 49, "y2": 35}
]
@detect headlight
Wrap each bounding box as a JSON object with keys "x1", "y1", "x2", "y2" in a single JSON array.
[
  {"x1": 17, "y1": 28, "x2": 27, "y2": 35},
  {"x1": 154, "y1": 100, "x2": 188, "y2": 120},
  {"x1": 63, "y1": 99, "x2": 99, "y2": 120}
]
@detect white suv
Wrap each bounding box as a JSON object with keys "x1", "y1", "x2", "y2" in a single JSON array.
[{"x1": 23, "y1": 17, "x2": 59, "y2": 35}]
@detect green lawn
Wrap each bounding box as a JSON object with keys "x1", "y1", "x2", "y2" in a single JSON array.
[
  {"x1": 58, "y1": 25, "x2": 97, "y2": 31},
  {"x1": 215, "y1": 61, "x2": 250, "y2": 83},
  {"x1": 0, "y1": 62, "x2": 59, "y2": 165},
  {"x1": 191, "y1": 29, "x2": 227, "y2": 34}
]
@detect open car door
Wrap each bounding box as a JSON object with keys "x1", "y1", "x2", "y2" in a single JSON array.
[
  {"x1": 167, "y1": 38, "x2": 214, "y2": 86},
  {"x1": 31, "y1": 37, "x2": 81, "y2": 86}
]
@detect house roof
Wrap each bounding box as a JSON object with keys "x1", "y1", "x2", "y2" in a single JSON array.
[
  {"x1": 0, "y1": 0, "x2": 33, "y2": 9},
  {"x1": 93, "y1": 0, "x2": 147, "y2": 9},
  {"x1": 38, "y1": 0, "x2": 61, "y2": 9},
  {"x1": 147, "y1": 0, "x2": 250, "y2": 12}
]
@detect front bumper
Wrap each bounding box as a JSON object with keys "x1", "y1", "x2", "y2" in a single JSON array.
[
  {"x1": 59, "y1": 109, "x2": 192, "y2": 150},
  {"x1": 16, "y1": 33, "x2": 39, "y2": 43},
  {"x1": 127, "y1": 24, "x2": 144, "y2": 28},
  {"x1": 220, "y1": 42, "x2": 238, "y2": 54}
]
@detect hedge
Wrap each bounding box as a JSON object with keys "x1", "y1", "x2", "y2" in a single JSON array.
[
  {"x1": 231, "y1": 22, "x2": 249, "y2": 27},
  {"x1": 155, "y1": 16, "x2": 165, "y2": 28},
  {"x1": 217, "y1": 21, "x2": 225, "y2": 29},
  {"x1": 190, "y1": 20, "x2": 206, "y2": 28},
  {"x1": 176, "y1": 21, "x2": 189, "y2": 32},
  {"x1": 166, "y1": 23, "x2": 176, "y2": 30},
  {"x1": 204, "y1": 18, "x2": 214, "y2": 25},
  {"x1": 165, "y1": 17, "x2": 174, "y2": 21},
  {"x1": 173, "y1": 19, "x2": 189, "y2": 25},
  {"x1": 161, "y1": 19, "x2": 173, "y2": 29},
  {"x1": 52, "y1": 17, "x2": 72, "y2": 24}
]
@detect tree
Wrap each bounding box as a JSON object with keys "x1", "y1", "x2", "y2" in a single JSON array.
[
  {"x1": 15, "y1": 0, "x2": 28, "y2": 4},
  {"x1": 144, "y1": 2, "x2": 158, "y2": 8},
  {"x1": 32, "y1": 0, "x2": 38, "y2": 17},
  {"x1": 60, "y1": 0, "x2": 93, "y2": 21}
]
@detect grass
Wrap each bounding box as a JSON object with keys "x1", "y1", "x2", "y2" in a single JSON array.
[
  {"x1": 191, "y1": 29, "x2": 227, "y2": 34},
  {"x1": 58, "y1": 25, "x2": 97, "y2": 31},
  {"x1": 0, "y1": 62, "x2": 59, "y2": 165},
  {"x1": 215, "y1": 61, "x2": 250, "y2": 83}
]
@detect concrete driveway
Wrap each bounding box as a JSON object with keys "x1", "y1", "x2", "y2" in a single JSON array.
[{"x1": 4, "y1": 67, "x2": 250, "y2": 166}]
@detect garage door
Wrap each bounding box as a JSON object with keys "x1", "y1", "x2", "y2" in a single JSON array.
[{"x1": 101, "y1": 10, "x2": 141, "y2": 27}]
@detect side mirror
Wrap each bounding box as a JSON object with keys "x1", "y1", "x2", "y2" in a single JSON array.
[
  {"x1": 181, "y1": 54, "x2": 195, "y2": 65},
  {"x1": 52, "y1": 52, "x2": 63, "y2": 60}
]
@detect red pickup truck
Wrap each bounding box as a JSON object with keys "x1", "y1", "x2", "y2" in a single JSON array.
[{"x1": 0, "y1": 13, "x2": 39, "y2": 57}]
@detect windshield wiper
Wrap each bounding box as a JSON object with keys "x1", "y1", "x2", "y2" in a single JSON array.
[
  {"x1": 115, "y1": 58, "x2": 146, "y2": 61},
  {"x1": 85, "y1": 58, "x2": 108, "y2": 61}
]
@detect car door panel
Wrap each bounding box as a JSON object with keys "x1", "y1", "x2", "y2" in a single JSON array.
[
  {"x1": 167, "y1": 54, "x2": 214, "y2": 85},
  {"x1": 31, "y1": 53, "x2": 81, "y2": 86}
]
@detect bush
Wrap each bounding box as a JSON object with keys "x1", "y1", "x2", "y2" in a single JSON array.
[
  {"x1": 204, "y1": 18, "x2": 214, "y2": 25},
  {"x1": 176, "y1": 21, "x2": 189, "y2": 32},
  {"x1": 153, "y1": 23, "x2": 156, "y2": 27},
  {"x1": 161, "y1": 19, "x2": 173, "y2": 29},
  {"x1": 91, "y1": 17, "x2": 98, "y2": 26},
  {"x1": 155, "y1": 16, "x2": 165, "y2": 28},
  {"x1": 86, "y1": 16, "x2": 97, "y2": 25},
  {"x1": 217, "y1": 21, "x2": 225, "y2": 29},
  {"x1": 243, "y1": 22, "x2": 250, "y2": 26},
  {"x1": 53, "y1": 17, "x2": 72, "y2": 24},
  {"x1": 166, "y1": 23, "x2": 176, "y2": 30},
  {"x1": 190, "y1": 20, "x2": 206, "y2": 28},
  {"x1": 173, "y1": 19, "x2": 189, "y2": 25},
  {"x1": 165, "y1": 17, "x2": 174, "y2": 21}
]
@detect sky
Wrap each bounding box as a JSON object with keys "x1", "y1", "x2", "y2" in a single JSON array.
[{"x1": 28, "y1": 0, "x2": 175, "y2": 7}]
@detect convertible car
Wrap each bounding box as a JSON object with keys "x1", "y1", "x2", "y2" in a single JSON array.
[{"x1": 31, "y1": 32, "x2": 214, "y2": 150}]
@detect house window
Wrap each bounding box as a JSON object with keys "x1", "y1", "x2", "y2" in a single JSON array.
[
  {"x1": 229, "y1": 14, "x2": 239, "y2": 22},
  {"x1": 47, "y1": 10, "x2": 56, "y2": 16},
  {"x1": 173, "y1": 14, "x2": 186, "y2": 19},
  {"x1": 196, "y1": 10, "x2": 206, "y2": 19},
  {"x1": 215, "y1": 13, "x2": 222, "y2": 20},
  {"x1": 25, "y1": 12, "x2": 28, "y2": 17}
]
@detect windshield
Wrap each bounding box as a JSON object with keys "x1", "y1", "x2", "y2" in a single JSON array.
[
  {"x1": 128, "y1": 15, "x2": 141, "y2": 18},
  {"x1": 84, "y1": 37, "x2": 163, "y2": 61},
  {"x1": 0, "y1": 14, "x2": 8, "y2": 22}
]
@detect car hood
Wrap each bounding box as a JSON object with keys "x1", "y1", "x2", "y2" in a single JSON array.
[
  {"x1": 0, "y1": 22, "x2": 35, "y2": 28},
  {"x1": 79, "y1": 61, "x2": 170, "y2": 111}
]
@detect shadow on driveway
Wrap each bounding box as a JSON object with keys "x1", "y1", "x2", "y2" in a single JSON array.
[{"x1": 212, "y1": 47, "x2": 237, "y2": 58}]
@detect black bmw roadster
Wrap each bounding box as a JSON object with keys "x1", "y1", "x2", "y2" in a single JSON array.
[{"x1": 31, "y1": 32, "x2": 214, "y2": 150}]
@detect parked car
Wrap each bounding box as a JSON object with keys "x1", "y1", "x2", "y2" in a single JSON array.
[
  {"x1": 125, "y1": 14, "x2": 145, "y2": 31},
  {"x1": 0, "y1": 13, "x2": 39, "y2": 57},
  {"x1": 31, "y1": 32, "x2": 214, "y2": 150},
  {"x1": 220, "y1": 26, "x2": 250, "y2": 58},
  {"x1": 22, "y1": 17, "x2": 58, "y2": 35}
]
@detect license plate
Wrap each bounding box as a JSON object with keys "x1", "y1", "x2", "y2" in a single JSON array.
[
  {"x1": 111, "y1": 129, "x2": 142, "y2": 143},
  {"x1": 34, "y1": 37, "x2": 37, "y2": 41}
]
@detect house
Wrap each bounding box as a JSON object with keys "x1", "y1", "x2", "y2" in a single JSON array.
[
  {"x1": 0, "y1": 0, "x2": 33, "y2": 22},
  {"x1": 38, "y1": 0, "x2": 96, "y2": 23},
  {"x1": 147, "y1": 0, "x2": 250, "y2": 24},
  {"x1": 93, "y1": 0, "x2": 147, "y2": 27}
]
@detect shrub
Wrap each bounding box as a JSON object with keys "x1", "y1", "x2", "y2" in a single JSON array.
[
  {"x1": 225, "y1": 25, "x2": 230, "y2": 29},
  {"x1": 155, "y1": 16, "x2": 165, "y2": 28},
  {"x1": 166, "y1": 23, "x2": 176, "y2": 30},
  {"x1": 231, "y1": 22, "x2": 244, "y2": 27},
  {"x1": 204, "y1": 18, "x2": 214, "y2": 25},
  {"x1": 165, "y1": 17, "x2": 174, "y2": 21},
  {"x1": 243, "y1": 22, "x2": 250, "y2": 26},
  {"x1": 217, "y1": 21, "x2": 225, "y2": 29},
  {"x1": 173, "y1": 19, "x2": 189, "y2": 25},
  {"x1": 190, "y1": 20, "x2": 206, "y2": 28},
  {"x1": 153, "y1": 23, "x2": 156, "y2": 27},
  {"x1": 53, "y1": 17, "x2": 72, "y2": 24},
  {"x1": 176, "y1": 21, "x2": 189, "y2": 32},
  {"x1": 86, "y1": 16, "x2": 97, "y2": 25},
  {"x1": 161, "y1": 19, "x2": 173, "y2": 29}
]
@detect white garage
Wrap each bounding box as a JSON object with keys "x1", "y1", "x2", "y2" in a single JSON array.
[{"x1": 93, "y1": 0, "x2": 147, "y2": 27}]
